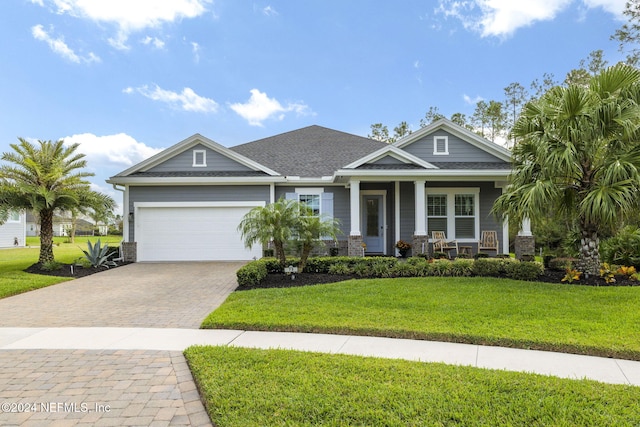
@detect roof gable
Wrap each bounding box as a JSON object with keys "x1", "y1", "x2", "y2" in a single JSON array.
[
  {"x1": 343, "y1": 145, "x2": 437, "y2": 170},
  {"x1": 112, "y1": 134, "x2": 279, "y2": 178},
  {"x1": 394, "y1": 118, "x2": 511, "y2": 163},
  {"x1": 231, "y1": 125, "x2": 387, "y2": 178}
]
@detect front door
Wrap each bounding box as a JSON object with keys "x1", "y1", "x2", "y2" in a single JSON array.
[{"x1": 362, "y1": 194, "x2": 384, "y2": 254}]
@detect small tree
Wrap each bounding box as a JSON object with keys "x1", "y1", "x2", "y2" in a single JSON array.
[
  {"x1": 238, "y1": 198, "x2": 300, "y2": 268},
  {"x1": 0, "y1": 139, "x2": 95, "y2": 264},
  {"x1": 296, "y1": 213, "x2": 341, "y2": 271}
]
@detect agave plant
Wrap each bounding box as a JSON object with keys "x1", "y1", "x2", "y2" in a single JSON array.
[{"x1": 82, "y1": 239, "x2": 117, "y2": 269}]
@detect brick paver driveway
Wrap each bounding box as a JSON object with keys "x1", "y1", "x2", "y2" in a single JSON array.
[
  {"x1": 0, "y1": 262, "x2": 243, "y2": 426},
  {"x1": 0, "y1": 262, "x2": 243, "y2": 328}
]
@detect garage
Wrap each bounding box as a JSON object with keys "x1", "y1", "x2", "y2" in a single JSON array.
[{"x1": 134, "y1": 202, "x2": 263, "y2": 261}]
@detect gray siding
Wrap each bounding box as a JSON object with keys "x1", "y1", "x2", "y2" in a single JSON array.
[
  {"x1": 399, "y1": 182, "x2": 415, "y2": 243},
  {"x1": 147, "y1": 144, "x2": 253, "y2": 173},
  {"x1": 403, "y1": 130, "x2": 506, "y2": 163},
  {"x1": 128, "y1": 185, "x2": 271, "y2": 241},
  {"x1": 371, "y1": 156, "x2": 404, "y2": 165}
]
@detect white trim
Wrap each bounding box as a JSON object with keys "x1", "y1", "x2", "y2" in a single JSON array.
[
  {"x1": 111, "y1": 133, "x2": 280, "y2": 178},
  {"x1": 192, "y1": 149, "x2": 207, "y2": 167},
  {"x1": 107, "y1": 176, "x2": 285, "y2": 185},
  {"x1": 349, "y1": 179, "x2": 361, "y2": 236},
  {"x1": 343, "y1": 145, "x2": 437, "y2": 170},
  {"x1": 294, "y1": 187, "x2": 324, "y2": 195},
  {"x1": 426, "y1": 187, "x2": 480, "y2": 242},
  {"x1": 433, "y1": 136, "x2": 449, "y2": 155},
  {"x1": 414, "y1": 180, "x2": 426, "y2": 235},
  {"x1": 123, "y1": 184, "x2": 130, "y2": 242},
  {"x1": 361, "y1": 190, "x2": 387, "y2": 254},
  {"x1": 394, "y1": 181, "x2": 400, "y2": 256},
  {"x1": 134, "y1": 201, "x2": 265, "y2": 209}
]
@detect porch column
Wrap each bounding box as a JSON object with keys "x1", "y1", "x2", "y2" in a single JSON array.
[
  {"x1": 414, "y1": 180, "x2": 426, "y2": 235},
  {"x1": 515, "y1": 217, "x2": 535, "y2": 260},
  {"x1": 412, "y1": 180, "x2": 428, "y2": 256},
  {"x1": 348, "y1": 179, "x2": 364, "y2": 256}
]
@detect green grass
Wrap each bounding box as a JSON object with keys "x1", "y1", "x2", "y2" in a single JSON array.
[
  {"x1": 0, "y1": 235, "x2": 122, "y2": 299},
  {"x1": 202, "y1": 277, "x2": 640, "y2": 360},
  {"x1": 186, "y1": 345, "x2": 640, "y2": 427}
]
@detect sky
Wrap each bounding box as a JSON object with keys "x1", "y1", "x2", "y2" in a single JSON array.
[{"x1": 0, "y1": 0, "x2": 631, "y2": 212}]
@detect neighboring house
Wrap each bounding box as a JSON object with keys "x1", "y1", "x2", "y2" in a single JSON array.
[
  {"x1": 107, "y1": 119, "x2": 514, "y2": 262},
  {"x1": 0, "y1": 210, "x2": 26, "y2": 248},
  {"x1": 26, "y1": 212, "x2": 97, "y2": 237}
]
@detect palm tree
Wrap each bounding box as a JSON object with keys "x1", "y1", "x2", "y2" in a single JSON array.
[
  {"x1": 238, "y1": 198, "x2": 301, "y2": 267},
  {"x1": 296, "y1": 214, "x2": 341, "y2": 271},
  {"x1": 493, "y1": 63, "x2": 640, "y2": 275},
  {"x1": 0, "y1": 139, "x2": 95, "y2": 264}
]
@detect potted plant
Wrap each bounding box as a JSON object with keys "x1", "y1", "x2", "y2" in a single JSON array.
[{"x1": 395, "y1": 240, "x2": 411, "y2": 258}]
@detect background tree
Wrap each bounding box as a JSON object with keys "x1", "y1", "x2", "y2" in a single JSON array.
[
  {"x1": 493, "y1": 63, "x2": 640, "y2": 275},
  {"x1": 368, "y1": 123, "x2": 391, "y2": 143},
  {"x1": 564, "y1": 50, "x2": 608, "y2": 86},
  {"x1": 419, "y1": 106, "x2": 445, "y2": 127},
  {"x1": 503, "y1": 82, "x2": 528, "y2": 146},
  {"x1": 486, "y1": 100, "x2": 507, "y2": 143},
  {"x1": 530, "y1": 72, "x2": 557, "y2": 100},
  {"x1": 0, "y1": 139, "x2": 98, "y2": 264},
  {"x1": 449, "y1": 112, "x2": 473, "y2": 130},
  {"x1": 612, "y1": 0, "x2": 640, "y2": 65},
  {"x1": 393, "y1": 121, "x2": 412, "y2": 140},
  {"x1": 472, "y1": 100, "x2": 489, "y2": 138}
]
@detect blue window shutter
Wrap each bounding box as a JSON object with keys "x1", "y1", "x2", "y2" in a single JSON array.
[{"x1": 321, "y1": 192, "x2": 334, "y2": 219}]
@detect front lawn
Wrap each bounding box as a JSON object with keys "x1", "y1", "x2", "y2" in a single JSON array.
[
  {"x1": 202, "y1": 276, "x2": 640, "y2": 360},
  {"x1": 0, "y1": 236, "x2": 122, "y2": 299},
  {"x1": 185, "y1": 345, "x2": 640, "y2": 427}
]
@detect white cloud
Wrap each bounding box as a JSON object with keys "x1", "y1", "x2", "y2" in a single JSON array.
[
  {"x1": 62, "y1": 133, "x2": 163, "y2": 168},
  {"x1": 436, "y1": 0, "x2": 626, "y2": 38},
  {"x1": 141, "y1": 36, "x2": 165, "y2": 49},
  {"x1": 191, "y1": 41, "x2": 201, "y2": 63},
  {"x1": 229, "y1": 89, "x2": 314, "y2": 127},
  {"x1": 125, "y1": 85, "x2": 219, "y2": 113},
  {"x1": 35, "y1": 0, "x2": 211, "y2": 50},
  {"x1": 463, "y1": 94, "x2": 484, "y2": 104},
  {"x1": 263, "y1": 6, "x2": 279, "y2": 16},
  {"x1": 31, "y1": 24, "x2": 100, "y2": 64}
]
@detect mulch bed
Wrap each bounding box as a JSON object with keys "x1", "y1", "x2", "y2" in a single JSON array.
[
  {"x1": 24, "y1": 262, "x2": 130, "y2": 279},
  {"x1": 237, "y1": 269, "x2": 639, "y2": 290}
]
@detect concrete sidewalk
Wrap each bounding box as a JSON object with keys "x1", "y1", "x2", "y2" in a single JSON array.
[{"x1": 2, "y1": 327, "x2": 640, "y2": 387}]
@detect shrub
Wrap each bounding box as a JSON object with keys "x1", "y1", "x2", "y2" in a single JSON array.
[
  {"x1": 407, "y1": 257, "x2": 425, "y2": 266},
  {"x1": 328, "y1": 263, "x2": 352, "y2": 275},
  {"x1": 391, "y1": 262, "x2": 416, "y2": 277},
  {"x1": 82, "y1": 239, "x2": 117, "y2": 269},
  {"x1": 450, "y1": 259, "x2": 474, "y2": 277},
  {"x1": 474, "y1": 252, "x2": 489, "y2": 259},
  {"x1": 41, "y1": 260, "x2": 62, "y2": 271},
  {"x1": 430, "y1": 259, "x2": 453, "y2": 276},
  {"x1": 601, "y1": 226, "x2": 640, "y2": 268},
  {"x1": 455, "y1": 253, "x2": 472, "y2": 259},
  {"x1": 236, "y1": 260, "x2": 268, "y2": 287},
  {"x1": 352, "y1": 261, "x2": 372, "y2": 278},
  {"x1": 472, "y1": 258, "x2": 502, "y2": 277},
  {"x1": 432, "y1": 251, "x2": 449, "y2": 259},
  {"x1": 548, "y1": 257, "x2": 578, "y2": 271},
  {"x1": 599, "y1": 263, "x2": 616, "y2": 284},
  {"x1": 562, "y1": 267, "x2": 582, "y2": 283},
  {"x1": 504, "y1": 261, "x2": 544, "y2": 281}
]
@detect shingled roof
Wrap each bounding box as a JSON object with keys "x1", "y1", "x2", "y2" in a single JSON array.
[{"x1": 231, "y1": 125, "x2": 387, "y2": 177}]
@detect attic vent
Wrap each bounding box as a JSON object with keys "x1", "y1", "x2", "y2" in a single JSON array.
[
  {"x1": 433, "y1": 136, "x2": 449, "y2": 155},
  {"x1": 193, "y1": 150, "x2": 206, "y2": 167}
]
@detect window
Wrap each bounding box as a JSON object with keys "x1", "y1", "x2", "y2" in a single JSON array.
[
  {"x1": 454, "y1": 194, "x2": 475, "y2": 238},
  {"x1": 426, "y1": 188, "x2": 479, "y2": 240},
  {"x1": 192, "y1": 149, "x2": 207, "y2": 167},
  {"x1": 427, "y1": 195, "x2": 447, "y2": 236},
  {"x1": 7, "y1": 210, "x2": 20, "y2": 222},
  {"x1": 299, "y1": 194, "x2": 321, "y2": 216},
  {"x1": 433, "y1": 136, "x2": 449, "y2": 155}
]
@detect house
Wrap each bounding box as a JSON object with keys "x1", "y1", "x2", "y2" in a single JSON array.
[
  {"x1": 26, "y1": 212, "x2": 98, "y2": 237},
  {"x1": 0, "y1": 210, "x2": 26, "y2": 248},
  {"x1": 107, "y1": 119, "x2": 513, "y2": 262}
]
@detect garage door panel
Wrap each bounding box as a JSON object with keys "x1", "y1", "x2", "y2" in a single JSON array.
[{"x1": 136, "y1": 206, "x2": 261, "y2": 261}]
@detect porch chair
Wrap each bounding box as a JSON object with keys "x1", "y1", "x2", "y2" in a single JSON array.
[
  {"x1": 478, "y1": 230, "x2": 499, "y2": 255},
  {"x1": 431, "y1": 231, "x2": 458, "y2": 258}
]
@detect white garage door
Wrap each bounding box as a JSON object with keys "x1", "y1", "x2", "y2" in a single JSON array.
[{"x1": 135, "y1": 203, "x2": 263, "y2": 261}]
